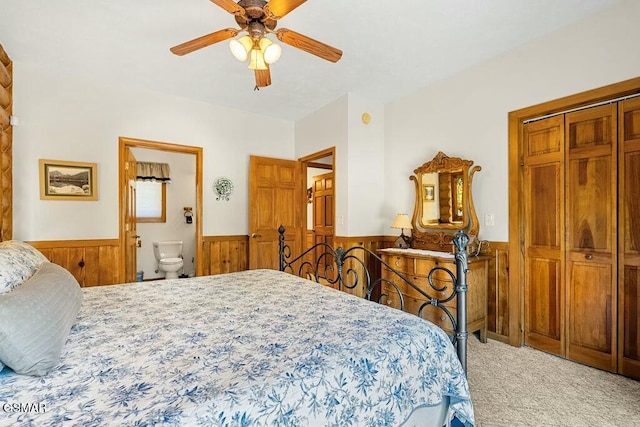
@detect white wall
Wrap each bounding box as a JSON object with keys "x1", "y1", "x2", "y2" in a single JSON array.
[
  {"x1": 295, "y1": 93, "x2": 386, "y2": 236},
  {"x1": 12, "y1": 61, "x2": 294, "y2": 241},
  {"x1": 131, "y1": 148, "x2": 196, "y2": 280},
  {"x1": 384, "y1": 0, "x2": 640, "y2": 242},
  {"x1": 12, "y1": 1, "x2": 640, "y2": 243},
  {"x1": 345, "y1": 94, "x2": 386, "y2": 236},
  {"x1": 295, "y1": 95, "x2": 348, "y2": 234}
]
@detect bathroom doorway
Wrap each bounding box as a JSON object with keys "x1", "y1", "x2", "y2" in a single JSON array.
[{"x1": 118, "y1": 137, "x2": 203, "y2": 283}]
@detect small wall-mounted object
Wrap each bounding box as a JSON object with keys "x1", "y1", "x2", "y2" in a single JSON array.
[
  {"x1": 361, "y1": 112, "x2": 371, "y2": 125},
  {"x1": 184, "y1": 207, "x2": 193, "y2": 224},
  {"x1": 214, "y1": 177, "x2": 234, "y2": 201},
  {"x1": 9, "y1": 115, "x2": 19, "y2": 126}
]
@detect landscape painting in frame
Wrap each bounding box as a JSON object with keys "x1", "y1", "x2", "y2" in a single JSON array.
[{"x1": 39, "y1": 159, "x2": 98, "y2": 201}]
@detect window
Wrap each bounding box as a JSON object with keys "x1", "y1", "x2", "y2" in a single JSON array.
[{"x1": 136, "y1": 181, "x2": 166, "y2": 223}]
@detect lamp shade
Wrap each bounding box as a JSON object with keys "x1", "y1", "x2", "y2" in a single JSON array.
[
  {"x1": 248, "y1": 48, "x2": 268, "y2": 70},
  {"x1": 259, "y1": 37, "x2": 282, "y2": 64},
  {"x1": 391, "y1": 214, "x2": 413, "y2": 229},
  {"x1": 229, "y1": 35, "x2": 253, "y2": 61}
]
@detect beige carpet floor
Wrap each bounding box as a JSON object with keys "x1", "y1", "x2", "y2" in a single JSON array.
[{"x1": 466, "y1": 337, "x2": 640, "y2": 427}]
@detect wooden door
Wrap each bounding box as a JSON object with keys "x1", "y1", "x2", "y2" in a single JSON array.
[
  {"x1": 565, "y1": 104, "x2": 617, "y2": 372},
  {"x1": 523, "y1": 115, "x2": 566, "y2": 356},
  {"x1": 249, "y1": 156, "x2": 303, "y2": 270},
  {"x1": 619, "y1": 97, "x2": 640, "y2": 380},
  {"x1": 312, "y1": 171, "x2": 334, "y2": 266},
  {"x1": 124, "y1": 147, "x2": 138, "y2": 283}
]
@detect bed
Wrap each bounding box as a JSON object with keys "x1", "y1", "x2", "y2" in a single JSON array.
[{"x1": 0, "y1": 236, "x2": 474, "y2": 426}]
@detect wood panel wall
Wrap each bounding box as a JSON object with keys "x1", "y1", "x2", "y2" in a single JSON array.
[
  {"x1": 333, "y1": 235, "x2": 395, "y2": 298},
  {"x1": 29, "y1": 239, "x2": 121, "y2": 287},
  {"x1": 24, "y1": 231, "x2": 511, "y2": 339},
  {"x1": 486, "y1": 241, "x2": 510, "y2": 343},
  {"x1": 0, "y1": 44, "x2": 12, "y2": 241},
  {"x1": 202, "y1": 235, "x2": 248, "y2": 275}
]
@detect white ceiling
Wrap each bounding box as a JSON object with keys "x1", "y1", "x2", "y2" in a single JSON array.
[{"x1": 0, "y1": 0, "x2": 619, "y2": 121}]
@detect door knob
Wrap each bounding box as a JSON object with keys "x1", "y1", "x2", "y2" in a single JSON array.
[
  {"x1": 585, "y1": 254, "x2": 593, "y2": 260},
  {"x1": 251, "y1": 233, "x2": 261, "y2": 238}
]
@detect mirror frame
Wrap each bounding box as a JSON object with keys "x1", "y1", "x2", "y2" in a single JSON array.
[{"x1": 410, "y1": 151, "x2": 481, "y2": 250}]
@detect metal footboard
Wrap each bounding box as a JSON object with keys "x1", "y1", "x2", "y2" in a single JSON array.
[{"x1": 277, "y1": 226, "x2": 470, "y2": 373}]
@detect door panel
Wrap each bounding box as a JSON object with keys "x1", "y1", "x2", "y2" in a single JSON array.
[
  {"x1": 567, "y1": 156, "x2": 612, "y2": 252},
  {"x1": 249, "y1": 156, "x2": 303, "y2": 270},
  {"x1": 565, "y1": 104, "x2": 617, "y2": 372},
  {"x1": 619, "y1": 97, "x2": 640, "y2": 379},
  {"x1": 523, "y1": 116, "x2": 565, "y2": 356},
  {"x1": 124, "y1": 148, "x2": 137, "y2": 283},
  {"x1": 567, "y1": 259, "x2": 612, "y2": 353},
  {"x1": 526, "y1": 256, "x2": 562, "y2": 344},
  {"x1": 311, "y1": 172, "x2": 334, "y2": 275}
]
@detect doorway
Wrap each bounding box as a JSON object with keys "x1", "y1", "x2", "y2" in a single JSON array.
[
  {"x1": 246, "y1": 147, "x2": 336, "y2": 270},
  {"x1": 300, "y1": 147, "x2": 335, "y2": 257},
  {"x1": 118, "y1": 137, "x2": 203, "y2": 283}
]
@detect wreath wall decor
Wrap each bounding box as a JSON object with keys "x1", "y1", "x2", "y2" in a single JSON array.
[{"x1": 214, "y1": 177, "x2": 234, "y2": 201}]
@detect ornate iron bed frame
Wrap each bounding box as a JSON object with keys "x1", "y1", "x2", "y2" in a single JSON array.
[{"x1": 278, "y1": 226, "x2": 471, "y2": 373}]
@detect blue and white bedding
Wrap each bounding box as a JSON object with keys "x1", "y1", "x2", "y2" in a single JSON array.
[{"x1": 0, "y1": 269, "x2": 474, "y2": 426}]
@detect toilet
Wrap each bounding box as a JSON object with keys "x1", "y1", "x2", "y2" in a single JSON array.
[{"x1": 153, "y1": 241, "x2": 184, "y2": 279}]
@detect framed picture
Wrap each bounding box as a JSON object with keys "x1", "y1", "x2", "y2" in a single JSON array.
[
  {"x1": 423, "y1": 184, "x2": 435, "y2": 201},
  {"x1": 39, "y1": 159, "x2": 98, "y2": 201}
]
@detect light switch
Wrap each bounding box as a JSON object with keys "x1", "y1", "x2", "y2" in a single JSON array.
[{"x1": 485, "y1": 213, "x2": 495, "y2": 227}]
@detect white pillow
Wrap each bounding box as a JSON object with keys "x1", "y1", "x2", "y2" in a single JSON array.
[
  {"x1": 0, "y1": 262, "x2": 82, "y2": 376},
  {"x1": 0, "y1": 240, "x2": 48, "y2": 294}
]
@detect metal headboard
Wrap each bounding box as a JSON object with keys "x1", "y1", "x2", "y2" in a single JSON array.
[{"x1": 278, "y1": 226, "x2": 470, "y2": 373}]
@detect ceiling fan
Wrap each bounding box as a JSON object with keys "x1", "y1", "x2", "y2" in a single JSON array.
[{"x1": 170, "y1": 0, "x2": 343, "y2": 89}]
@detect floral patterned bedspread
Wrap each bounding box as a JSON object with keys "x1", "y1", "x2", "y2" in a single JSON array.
[{"x1": 0, "y1": 269, "x2": 474, "y2": 426}]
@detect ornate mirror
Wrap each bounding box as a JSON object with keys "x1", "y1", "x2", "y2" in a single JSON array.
[{"x1": 410, "y1": 152, "x2": 481, "y2": 251}]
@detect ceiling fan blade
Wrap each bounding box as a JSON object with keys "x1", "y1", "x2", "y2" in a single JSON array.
[
  {"x1": 170, "y1": 28, "x2": 240, "y2": 56},
  {"x1": 255, "y1": 67, "x2": 272, "y2": 88},
  {"x1": 275, "y1": 28, "x2": 342, "y2": 63},
  {"x1": 263, "y1": 0, "x2": 306, "y2": 20},
  {"x1": 210, "y1": 0, "x2": 246, "y2": 17}
]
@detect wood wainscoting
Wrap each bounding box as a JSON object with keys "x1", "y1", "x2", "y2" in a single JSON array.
[
  {"x1": 202, "y1": 235, "x2": 248, "y2": 275},
  {"x1": 29, "y1": 235, "x2": 249, "y2": 286},
  {"x1": 486, "y1": 241, "x2": 510, "y2": 343},
  {"x1": 332, "y1": 235, "x2": 395, "y2": 298},
  {"x1": 29, "y1": 239, "x2": 121, "y2": 287}
]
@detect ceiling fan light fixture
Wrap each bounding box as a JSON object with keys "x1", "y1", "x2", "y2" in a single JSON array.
[
  {"x1": 259, "y1": 37, "x2": 282, "y2": 64},
  {"x1": 229, "y1": 35, "x2": 253, "y2": 61},
  {"x1": 248, "y1": 48, "x2": 268, "y2": 70}
]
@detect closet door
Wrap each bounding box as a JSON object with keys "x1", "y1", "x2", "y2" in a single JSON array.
[
  {"x1": 523, "y1": 115, "x2": 565, "y2": 356},
  {"x1": 565, "y1": 104, "x2": 617, "y2": 372},
  {"x1": 619, "y1": 97, "x2": 640, "y2": 380}
]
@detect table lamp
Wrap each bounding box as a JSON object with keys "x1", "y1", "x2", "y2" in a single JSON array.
[{"x1": 391, "y1": 214, "x2": 413, "y2": 249}]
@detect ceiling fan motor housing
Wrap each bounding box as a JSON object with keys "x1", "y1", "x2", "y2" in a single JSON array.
[{"x1": 235, "y1": 0, "x2": 277, "y2": 33}]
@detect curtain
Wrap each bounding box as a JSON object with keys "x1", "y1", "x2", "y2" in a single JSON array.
[{"x1": 136, "y1": 162, "x2": 171, "y2": 183}]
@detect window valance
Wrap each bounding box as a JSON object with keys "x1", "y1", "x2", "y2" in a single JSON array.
[{"x1": 136, "y1": 162, "x2": 171, "y2": 183}]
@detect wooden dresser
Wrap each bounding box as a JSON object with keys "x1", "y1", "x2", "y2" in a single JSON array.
[{"x1": 378, "y1": 248, "x2": 489, "y2": 342}]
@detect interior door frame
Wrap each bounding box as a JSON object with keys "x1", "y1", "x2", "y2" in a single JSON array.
[
  {"x1": 508, "y1": 76, "x2": 640, "y2": 347},
  {"x1": 118, "y1": 136, "x2": 203, "y2": 282},
  {"x1": 298, "y1": 146, "x2": 336, "y2": 250}
]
